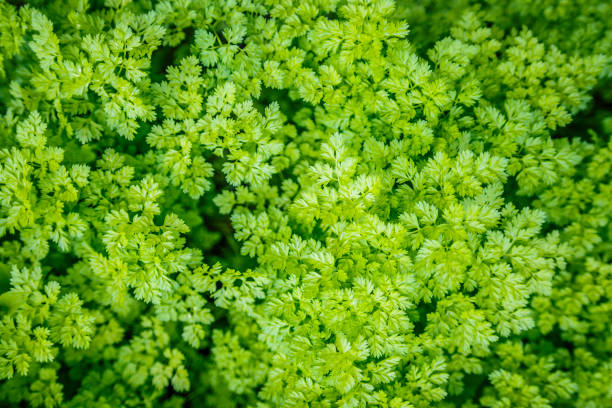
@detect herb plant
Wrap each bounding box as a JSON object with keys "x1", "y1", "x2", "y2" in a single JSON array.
[{"x1": 0, "y1": 1, "x2": 611, "y2": 407}]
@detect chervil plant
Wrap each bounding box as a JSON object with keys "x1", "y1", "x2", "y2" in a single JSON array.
[{"x1": 0, "y1": 0, "x2": 610, "y2": 407}]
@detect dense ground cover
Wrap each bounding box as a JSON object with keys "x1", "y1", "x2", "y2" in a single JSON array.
[{"x1": 0, "y1": 0, "x2": 611, "y2": 407}]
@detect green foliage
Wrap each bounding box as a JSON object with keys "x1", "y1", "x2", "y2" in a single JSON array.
[{"x1": 0, "y1": 0, "x2": 610, "y2": 407}]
